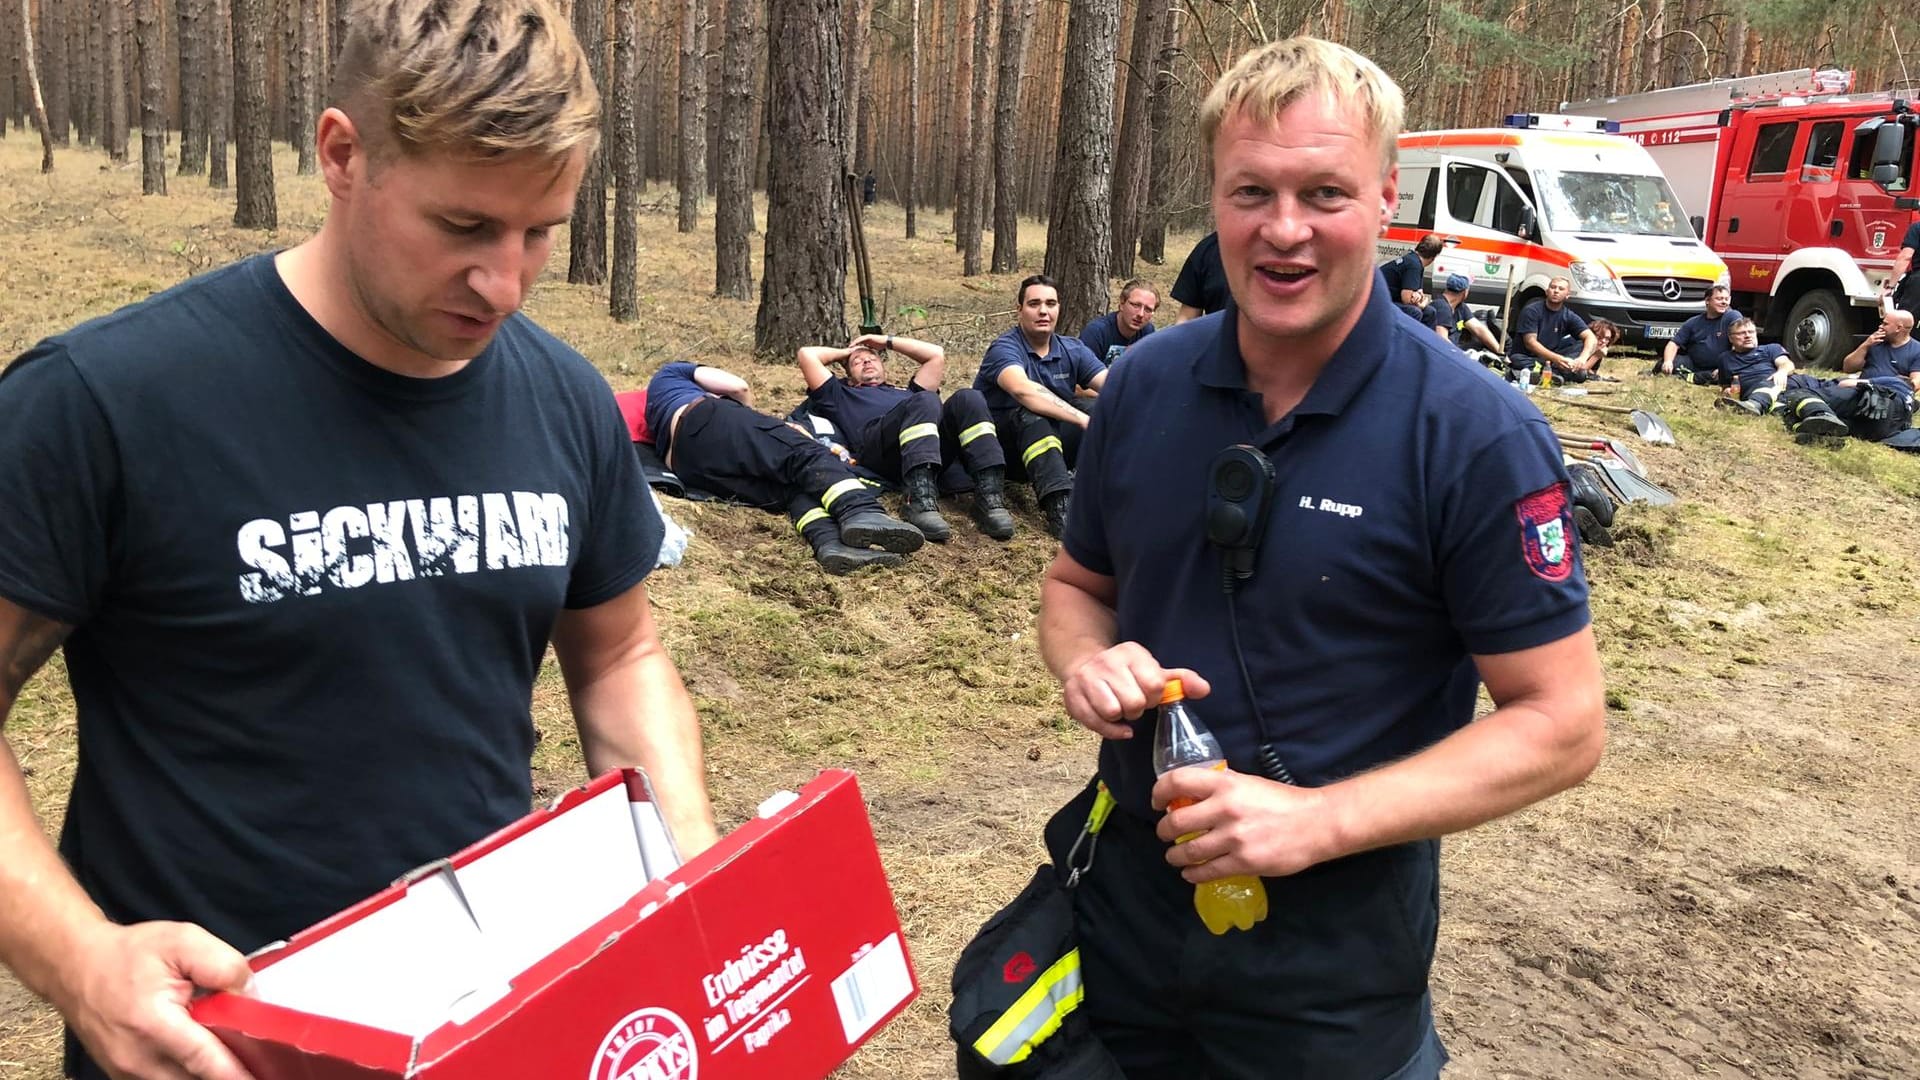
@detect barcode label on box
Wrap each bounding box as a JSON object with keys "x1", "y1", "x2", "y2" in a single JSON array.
[{"x1": 830, "y1": 933, "x2": 911, "y2": 1043}]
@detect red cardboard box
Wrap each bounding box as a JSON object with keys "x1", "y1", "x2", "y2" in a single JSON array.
[{"x1": 191, "y1": 769, "x2": 918, "y2": 1079}]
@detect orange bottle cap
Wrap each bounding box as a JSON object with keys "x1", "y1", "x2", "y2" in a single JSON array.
[{"x1": 1160, "y1": 678, "x2": 1184, "y2": 704}]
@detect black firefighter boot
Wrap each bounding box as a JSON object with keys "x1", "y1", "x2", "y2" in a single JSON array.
[
  {"x1": 968, "y1": 466, "x2": 1017, "y2": 541},
  {"x1": 902, "y1": 463, "x2": 952, "y2": 543},
  {"x1": 835, "y1": 500, "x2": 926, "y2": 554},
  {"x1": 804, "y1": 520, "x2": 905, "y2": 575}
]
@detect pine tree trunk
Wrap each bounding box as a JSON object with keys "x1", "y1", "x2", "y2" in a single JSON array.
[
  {"x1": 90, "y1": 0, "x2": 109, "y2": 146},
  {"x1": 177, "y1": 0, "x2": 208, "y2": 173},
  {"x1": 68, "y1": 0, "x2": 90, "y2": 144},
  {"x1": 0, "y1": 5, "x2": 15, "y2": 137},
  {"x1": 18, "y1": 0, "x2": 54, "y2": 170},
  {"x1": 209, "y1": 0, "x2": 230, "y2": 187},
  {"x1": 294, "y1": 0, "x2": 317, "y2": 173},
  {"x1": 106, "y1": 0, "x2": 129, "y2": 161},
  {"x1": 754, "y1": 0, "x2": 847, "y2": 355},
  {"x1": 611, "y1": 0, "x2": 640, "y2": 321},
  {"x1": 1109, "y1": 0, "x2": 1166, "y2": 277},
  {"x1": 713, "y1": 0, "x2": 754, "y2": 298},
  {"x1": 135, "y1": 0, "x2": 166, "y2": 193},
  {"x1": 569, "y1": 0, "x2": 608, "y2": 285},
  {"x1": 676, "y1": 0, "x2": 705, "y2": 232},
  {"x1": 988, "y1": 0, "x2": 1028, "y2": 272},
  {"x1": 956, "y1": 0, "x2": 990, "y2": 270},
  {"x1": 904, "y1": 0, "x2": 919, "y2": 237},
  {"x1": 331, "y1": 0, "x2": 346, "y2": 75},
  {"x1": 231, "y1": 0, "x2": 276, "y2": 227},
  {"x1": 40, "y1": 0, "x2": 67, "y2": 145},
  {"x1": 1137, "y1": 5, "x2": 1179, "y2": 264},
  {"x1": 1041, "y1": 0, "x2": 1115, "y2": 333}
]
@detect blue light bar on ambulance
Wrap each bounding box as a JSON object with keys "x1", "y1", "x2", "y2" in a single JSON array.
[{"x1": 1503, "y1": 112, "x2": 1621, "y2": 134}]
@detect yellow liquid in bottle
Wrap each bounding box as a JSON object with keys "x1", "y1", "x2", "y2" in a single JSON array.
[{"x1": 1170, "y1": 782, "x2": 1270, "y2": 935}]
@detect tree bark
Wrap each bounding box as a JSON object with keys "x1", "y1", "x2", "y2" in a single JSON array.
[
  {"x1": 294, "y1": 0, "x2": 317, "y2": 173},
  {"x1": 611, "y1": 0, "x2": 640, "y2": 321},
  {"x1": 843, "y1": 0, "x2": 870, "y2": 173},
  {"x1": 209, "y1": 0, "x2": 230, "y2": 187},
  {"x1": 1137, "y1": 5, "x2": 1180, "y2": 264},
  {"x1": 105, "y1": 0, "x2": 129, "y2": 161},
  {"x1": 988, "y1": 0, "x2": 1030, "y2": 272},
  {"x1": 1042, "y1": 0, "x2": 1116, "y2": 333},
  {"x1": 39, "y1": 0, "x2": 66, "y2": 145},
  {"x1": 569, "y1": 0, "x2": 608, "y2": 285},
  {"x1": 713, "y1": 0, "x2": 754, "y2": 298},
  {"x1": 135, "y1": 0, "x2": 166, "y2": 193},
  {"x1": 904, "y1": 0, "x2": 919, "y2": 236},
  {"x1": 676, "y1": 0, "x2": 705, "y2": 231},
  {"x1": 18, "y1": 0, "x2": 53, "y2": 170},
  {"x1": 231, "y1": 0, "x2": 276, "y2": 227},
  {"x1": 754, "y1": 0, "x2": 847, "y2": 355},
  {"x1": 956, "y1": 0, "x2": 994, "y2": 270},
  {"x1": 0, "y1": 4, "x2": 15, "y2": 138},
  {"x1": 1109, "y1": 0, "x2": 1166, "y2": 277},
  {"x1": 177, "y1": 0, "x2": 208, "y2": 173}
]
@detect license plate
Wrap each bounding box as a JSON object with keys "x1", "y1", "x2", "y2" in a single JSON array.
[{"x1": 1643, "y1": 324, "x2": 1679, "y2": 340}]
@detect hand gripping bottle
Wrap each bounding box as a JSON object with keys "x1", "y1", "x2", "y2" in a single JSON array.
[{"x1": 1151, "y1": 679, "x2": 1269, "y2": 935}]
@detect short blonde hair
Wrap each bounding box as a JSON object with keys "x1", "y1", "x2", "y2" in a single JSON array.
[
  {"x1": 1199, "y1": 37, "x2": 1404, "y2": 178},
  {"x1": 330, "y1": 0, "x2": 599, "y2": 161}
]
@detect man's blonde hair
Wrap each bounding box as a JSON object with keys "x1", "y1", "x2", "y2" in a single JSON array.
[
  {"x1": 330, "y1": 0, "x2": 599, "y2": 161},
  {"x1": 1199, "y1": 37, "x2": 1404, "y2": 177}
]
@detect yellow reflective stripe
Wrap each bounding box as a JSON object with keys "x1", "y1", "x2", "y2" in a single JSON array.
[
  {"x1": 821, "y1": 478, "x2": 866, "y2": 509},
  {"x1": 972, "y1": 950, "x2": 1085, "y2": 1065},
  {"x1": 793, "y1": 507, "x2": 830, "y2": 532},
  {"x1": 1087, "y1": 781, "x2": 1116, "y2": 836},
  {"x1": 898, "y1": 422, "x2": 939, "y2": 446},
  {"x1": 1021, "y1": 435, "x2": 1063, "y2": 467},
  {"x1": 958, "y1": 420, "x2": 996, "y2": 446}
]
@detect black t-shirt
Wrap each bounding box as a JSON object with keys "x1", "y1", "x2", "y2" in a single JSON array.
[
  {"x1": 1079, "y1": 311, "x2": 1155, "y2": 365},
  {"x1": 1171, "y1": 232, "x2": 1230, "y2": 314},
  {"x1": 1429, "y1": 294, "x2": 1460, "y2": 346},
  {"x1": 0, "y1": 255, "x2": 661, "y2": 961},
  {"x1": 806, "y1": 377, "x2": 924, "y2": 447},
  {"x1": 1381, "y1": 250, "x2": 1427, "y2": 301},
  {"x1": 1509, "y1": 299, "x2": 1589, "y2": 364}
]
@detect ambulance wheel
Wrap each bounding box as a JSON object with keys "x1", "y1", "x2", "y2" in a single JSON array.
[{"x1": 1784, "y1": 288, "x2": 1851, "y2": 370}]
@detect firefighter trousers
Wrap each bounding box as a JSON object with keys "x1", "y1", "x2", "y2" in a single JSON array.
[
  {"x1": 992, "y1": 406, "x2": 1080, "y2": 502},
  {"x1": 670, "y1": 397, "x2": 885, "y2": 524},
  {"x1": 854, "y1": 389, "x2": 1006, "y2": 483}
]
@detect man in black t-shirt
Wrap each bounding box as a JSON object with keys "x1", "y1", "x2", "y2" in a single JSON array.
[
  {"x1": 1886, "y1": 220, "x2": 1920, "y2": 322},
  {"x1": 1431, "y1": 273, "x2": 1504, "y2": 357},
  {"x1": 1381, "y1": 234, "x2": 1443, "y2": 326},
  {"x1": 0, "y1": 6, "x2": 719, "y2": 1079},
  {"x1": 1509, "y1": 275, "x2": 1600, "y2": 383},
  {"x1": 797, "y1": 334, "x2": 1016, "y2": 542},
  {"x1": 1171, "y1": 232, "x2": 1231, "y2": 322},
  {"x1": 1653, "y1": 284, "x2": 1740, "y2": 380}
]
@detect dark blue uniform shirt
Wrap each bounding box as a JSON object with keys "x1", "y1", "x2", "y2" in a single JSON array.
[
  {"x1": 644, "y1": 362, "x2": 713, "y2": 458},
  {"x1": 1171, "y1": 232, "x2": 1230, "y2": 315},
  {"x1": 1429, "y1": 294, "x2": 1460, "y2": 346},
  {"x1": 1670, "y1": 309, "x2": 1742, "y2": 374},
  {"x1": 1723, "y1": 343, "x2": 1789, "y2": 397},
  {"x1": 1080, "y1": 311, "x2": 1156, "y2": 365},
  {"x1": 1508, "y1": 300, "x2": 1589, "y2": 368},
  {"x1": 1062, "y1": 283, "x2": 1591, "y2": 818},
  {"x1": 1858, "y1": 337, "x2": 1920, "y2": 399},
  {"x1": 974, "y1": 327, "x2": 1106, "y2": 413},
  {"x1": 805, "y1": 377, "x2": 924, "y2": 439},
  {"x1": 1381, "y1": 250, "x2": 1427, "y2": 302}
]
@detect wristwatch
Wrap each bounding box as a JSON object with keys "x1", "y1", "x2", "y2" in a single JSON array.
[{"x1": 884, "y1": 336, "x2": 893, "y2": 352}]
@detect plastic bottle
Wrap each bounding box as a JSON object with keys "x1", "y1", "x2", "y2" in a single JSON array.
[{"x1": 1151, "y1": 679, "x2": 1269, "y2": 935}]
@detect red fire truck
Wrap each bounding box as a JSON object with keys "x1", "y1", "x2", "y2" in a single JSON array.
[{"x1": 1566, "y1": 69, "x2": 1920, "y2": 367}]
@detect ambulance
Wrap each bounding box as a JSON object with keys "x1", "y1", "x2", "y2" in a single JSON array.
[{"x1": 1382, "y1": 113, "x2": 1731, "y2": 348}]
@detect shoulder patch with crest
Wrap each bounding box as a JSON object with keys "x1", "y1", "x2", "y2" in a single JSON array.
[{"x1": 1515, "y1": 482, "x2": 1575, "y2": 582}]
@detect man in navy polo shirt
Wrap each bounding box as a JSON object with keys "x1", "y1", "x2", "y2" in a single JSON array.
[
  {"x1": 1080, "y1": 279, "x2": 1160, "y2": 364},
  {"x1": 796, "y1": 333, "x2": 1016, "y2": 542},
  {"x1": 1381, "y1": 233, "x2": 1442, "y2": 328},
  {"x1": 972, "y1": 275, "x2": 1108, "y2": 537},
  {"x1": 1431, "y1": 272, "x2": 1503, "y2": 357},
  {"x1": 1030, "y1": 37, "x2": 1604, "y2": 1080},
  {"x1": 1653, "y1": 283, "x2": 1739, "y2": 380},
  {"x1": 1508, "y1": 275, "x2": 1599, "y2": 383}
]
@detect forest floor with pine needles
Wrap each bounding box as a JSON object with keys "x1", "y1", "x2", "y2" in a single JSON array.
[{"x1": 1, "y1": 136, "x2": 1918, "y2": 1079}]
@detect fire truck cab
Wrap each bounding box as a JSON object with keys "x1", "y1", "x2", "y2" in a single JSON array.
[
  {"x1": 1568, "y1": 69, "x2": 1920, "y2": 368},
  {"x1": 1384, "y1": 115, "x2": 1729, "y2": 349}
]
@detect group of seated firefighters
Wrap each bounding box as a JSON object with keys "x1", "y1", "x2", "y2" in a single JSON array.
[{"x1": 617, "y1": 275, "x2": 1146, "y2": 574}]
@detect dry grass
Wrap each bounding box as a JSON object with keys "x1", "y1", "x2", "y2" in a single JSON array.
[{"x1": 4, "y1": 134, "x2": 1920, "y2": 1080}]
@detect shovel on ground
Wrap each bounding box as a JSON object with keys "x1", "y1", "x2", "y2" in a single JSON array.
[
  {"x1": 1554, "y1": 432, "x2": 1647, "y2": 476},
  {"x1": 1554, "y1": 433, "x2": 1677, "y2": 506},
  {"x1": 1553, "y1": 399, "x2": 1676, "y2": 445}
]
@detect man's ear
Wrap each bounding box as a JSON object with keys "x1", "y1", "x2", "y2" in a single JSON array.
[{"x1": 317, "y1": 107, "x2": 365, "y2": 201}]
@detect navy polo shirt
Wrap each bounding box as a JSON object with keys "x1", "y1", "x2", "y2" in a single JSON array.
[
  {"x1": 1509, "y1": 300, "x2": 1588, "y2": 367},
  {"x1": 805, "y1": 377, "x2": 924, "y2": 440},
  {"x1": 1381, "y1": 250, "x2": 1427, "y2": 301},
  {"x1": 1080, "y1": 311, "x2": 1156, "y2": 365},
  {"x1": 643, "y1": 362, "x2": 712, "y2": 458},
  {"x1": 973, "y1": 327, "x2": 1106, "y2": 413},
  {"x1": 1723, "y1": 344, "x2": 1789, "y2": 396},
  {"x1": 1061, "y1": 284, "x2": 1591, "y2": 818},
  {"x1": 1171, "y1": 233, "x2": 1230, "y2": 315},
  {"x1": 1671, "y1": 309, "x2": 1742, "y2": 373},
  {"x1": 1859, "y1": 337, "x2": 1920, "y2": 398}
]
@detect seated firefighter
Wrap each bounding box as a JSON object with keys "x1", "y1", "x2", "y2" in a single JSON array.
[
  {"x1": 1712, "y1": 318, "x2": 1851, "y2": 440},
  {"x1": 1508, "y1": 276, "x2": 1601, "y2": 384},
  {"x1": 641, "y1": 362, "x2": 924, "y2": 574},
  {"x1": 1746, "y1": 309, "x2": 1920, "y2": 443},
  {"x1": 972, "y1": 274, "x2": 1109, "y2": 537},
  {"x1": 1430, "y1": 273, "x2": 1504, "y2": 357},
  {"x1": 796, "y1": 333, "x2": 1016, "y2": 542}
]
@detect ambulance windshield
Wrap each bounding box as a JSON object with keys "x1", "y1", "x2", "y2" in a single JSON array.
[{"x1": 1536, "y1": 170, "x2": 1693, "y2": 238}]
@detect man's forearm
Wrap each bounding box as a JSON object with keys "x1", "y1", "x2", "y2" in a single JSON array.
[
  {"x1": 0, "y1": 736, "x2": 110, "y2": 1013},
  {"x1": 570, "y1": 646, "x2": 719, "y2": 857},
  {"x1": 1015, "y1": 384, "x2": 1088, "y2": 427},
  {"x1": 1038, "y1": 575, "x2": 1119, "y2": 682}
]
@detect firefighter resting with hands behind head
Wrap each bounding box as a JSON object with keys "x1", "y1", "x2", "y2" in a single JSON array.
[{"x1": 1025, "y1": 36, "x2": 1606, "y2": 1080}]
